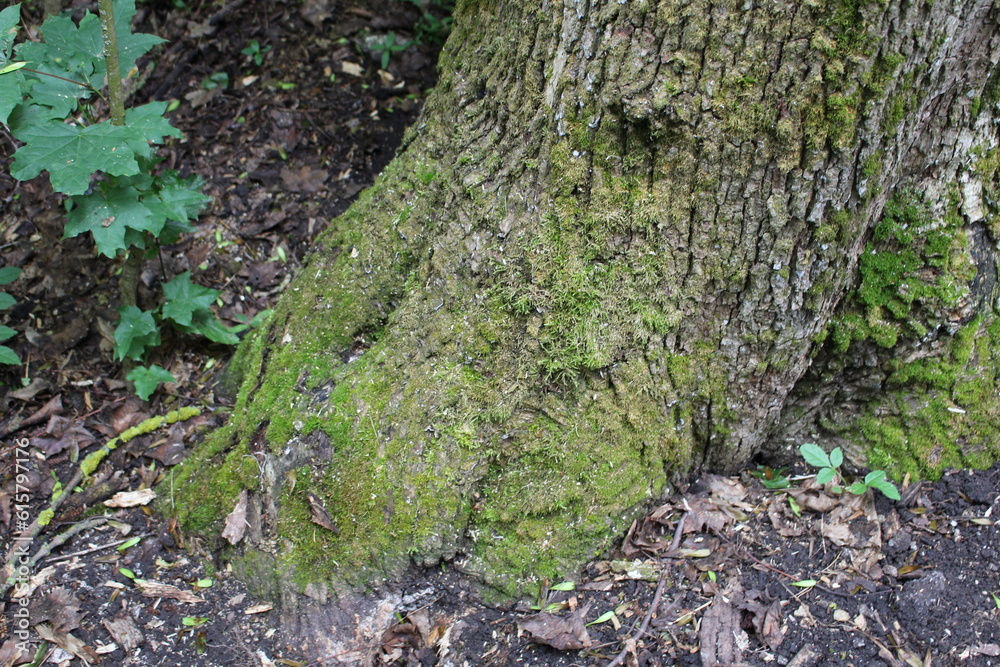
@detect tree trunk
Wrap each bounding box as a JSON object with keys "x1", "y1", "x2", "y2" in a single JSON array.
[{"x1": 169, "y1": 0, "x2": 1000, "y2": 658}]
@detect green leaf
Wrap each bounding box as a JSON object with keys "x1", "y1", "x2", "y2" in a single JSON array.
[
  {"x1": 111, "y1": 0, "x2": 166, "y2": 77},
  {"x1": 0, "y1": 5, "x2": 20, "y2": 57},
  {"x1": 992, "y1": 592, "x2": 1000, "y2": 609},
  {"x1": 872, "y1": 480, "x2": 900, "y2": 500},
  {"x1": 829, "y1": 447, "x2": 843, "y2": 469},
  {"x1": 10, "y1": 120, "x2": 140, "y2": 195},
  {"x1": 119, "y1": 567, "x2": 136, "y2": 579},
  {"x1": 0, "y1": 293, "x2": 14, "y2": 310},
  {"x1": 65, "y1": 180, "x2": 162, "y2": 256},
  {"x1": 549, "y1": 581, "x2": 575, "y2": 592},
  {"x1": 815, "y1": 467, "x2": 836, "y2": 486},
  {"x1": 0, "y1": 267, "x2": 21, "y2": 285},
  {"x1": 0, "y1": 325, "x2": 16, "y2": 342},
  {"x1": 787, "y1": 495, "x2": 801, "y2": 517},
  {"x1": 196, "y1": 578, "x2": 213, "y2": 588},
  {"x1": 187, "y1": 310, "x2": 239, "y2": 345},
  {"x1": 0, "y1": 71, "x2": 23, "y2": 125},
  {"x1": 0, "y1": 345, "x2": 19, "y2": 365},
  {"x1": 127, "y1": 364, "x2": 174, "y2": 400},
  {"x1": 161, "y1": 271, "x2": 218, "y2": 327},
  {"x1": 864, "y1": 470, "x2": 886, "y2": 485},
  {"x1": 799, "y1": 443, "x2": 831, "y2": 468},
  {"x1": 586, "y1": 610, "x2": 615, "y2": 626},
  {"x1": 117, "y1": 536, "x2": 141, "y2": 552},
  {"x1": 157, "y1": 217, "x2": 196, "y2": 245},
  {"x1": 145, "y1": 171, "x2": 210, "y2": 226},
  {"x1": 15, "y1": 13, "x2": 102, "y2": 115},
  {"x1": 114, "y1": 306, "x2": 159, "y2": 361},
  {"x1": 182, "y1": 616, "x2": 208, "y2": 626},
  {"x1": 791, "y1": 579, "x2": 817, "y2": 588},
  {"x1": 122, "y1": 102, "x2": 181, "y2": 158},
  {"x1": 760, "y1": 475, "x2": 791, "y2": 490},
  {"x1": 847, "y1": 481, "x2": 868, "y2": 495}
]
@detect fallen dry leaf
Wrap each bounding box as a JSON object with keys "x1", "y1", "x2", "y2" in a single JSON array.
[
  {"x1": 0, "y1": 639, "x2": 28, "y2": 667},
  {"x1": 29, "y1": 587, "x2": 83, "y2": 632},
  {"x1": 31, "y1": 415, "x2": 96, "y2": 458},
  {"x1": 222, "y1": 489, "x2": 249, "y2": 545},
  {"x1": 307, "y1": 491, "x2": 339, "y2": 534},
  {"x1": 33, "y1": 622, "x2": 100, "y2": 664},
  {"x1": 518, "y1": 603, "x2": 592, "y2": 651},
  {"x1": 280, "y1": 165, "x2": 329, "y2": 194}
]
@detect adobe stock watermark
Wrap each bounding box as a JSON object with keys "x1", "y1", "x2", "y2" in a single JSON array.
[{"x1": 7, "y1": 437, "x2": 38, "y2": 656}]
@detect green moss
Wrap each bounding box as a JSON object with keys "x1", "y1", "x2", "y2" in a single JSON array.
[{"x1": 831, "y1": 189, "x2": 973, "y2": 351}]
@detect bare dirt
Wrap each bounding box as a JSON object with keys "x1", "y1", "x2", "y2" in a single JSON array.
[{"x1": 1, "y1": 1, "x2": 998, "y2": 666}]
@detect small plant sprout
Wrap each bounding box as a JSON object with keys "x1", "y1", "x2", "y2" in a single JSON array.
[
  {"x1": 798, "y1": 443, "x2": 900, "y2": 500},
  {"x1": 799, "y1": 443, "x2": 843, "y2": 486},
  {"x1": 750, "y1": 465, "x2": 790, "y2": 489},
  {"x1": 240, "y1": 39, "x2": 270, "y2": 66},
  {"x1": 370, "y1": 32, "x2": 411, "y2": 69},
  {"x1": 587, "y1": 610, "x2": 616, "y2": 626},
  {"x1": 182, "y1": 616, "x2": 208, "y2": 627},
  {"x1": 117, "y1": 536, "x2": 141, "y2": 552}
]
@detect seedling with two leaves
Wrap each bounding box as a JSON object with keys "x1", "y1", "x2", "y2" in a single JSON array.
[{"x1": 798, "y1": 443, "x2": 900, "y2": 500}]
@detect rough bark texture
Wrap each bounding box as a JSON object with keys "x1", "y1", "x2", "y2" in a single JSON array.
[{"x1": 167, "y1": 0, "x2": 1000, "y2": 658}]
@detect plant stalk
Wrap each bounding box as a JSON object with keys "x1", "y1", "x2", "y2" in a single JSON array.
[{"x1": 97, "y1": 0, "x2": 139, "y2": 380}]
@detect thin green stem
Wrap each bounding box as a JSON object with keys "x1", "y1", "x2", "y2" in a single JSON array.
[{"x1": 97, "y1": 0, "x2": 136, "y2": 380}]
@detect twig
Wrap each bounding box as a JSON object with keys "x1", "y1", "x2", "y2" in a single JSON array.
[
  {"x1": 27, "y1": 516, "x2": 110, "y2": 567},
  {"x1": 604, "y1": 512, "x2": 688, "y2": 667},
  {"x1": 42, "y1": 532, "x2": 149, "y2": 564}
]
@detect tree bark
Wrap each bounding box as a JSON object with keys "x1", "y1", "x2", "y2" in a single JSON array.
[{"x1": 168, "y1": 0, "x2": 1000, "y2": 658}]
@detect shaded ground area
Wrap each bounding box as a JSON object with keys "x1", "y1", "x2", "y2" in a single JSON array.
[{"x1": 0, "y1": 0, "x2": 998, "y2": 666}]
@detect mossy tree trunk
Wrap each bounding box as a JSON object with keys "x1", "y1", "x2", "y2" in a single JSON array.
[{"x1": 169, "y1": 0, "x2": 1000, "y2": 657}]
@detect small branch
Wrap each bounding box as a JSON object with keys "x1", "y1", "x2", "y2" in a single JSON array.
[
  {"x1": 605, "y1": 512, "x2": 688, "y2": 667},
  {"x1": 20, "y1": 68, "x2": 95, "y2": 91}
]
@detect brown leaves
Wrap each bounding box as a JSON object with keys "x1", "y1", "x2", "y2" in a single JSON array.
[
  {"x1": 30, "y1": 587, "x2": 84, "y2": 633},
  {"x1": 518, "y1": 603, "x2": 593, "y2": 651},
  {"x1": 30, "y1": 415, "x2": 96, "y2": 458},
  {"x1": 222, "y1": 489, "x2": 249, "y2": 545},
  {"x1": 280, "y1": 165, "x2": 329, "y2": 194},
  {"x1": 307, "y1": 492, "x2": 339, "y2": 534}
]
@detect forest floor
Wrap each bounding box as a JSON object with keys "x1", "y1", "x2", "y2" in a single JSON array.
[{"x1": 1, "y1": 0, "x2": 999, "y2": 666}]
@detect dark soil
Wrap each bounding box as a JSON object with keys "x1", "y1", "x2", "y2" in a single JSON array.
[{"x1": 1, "y1": 1, "x2": 998, "y2": 666}]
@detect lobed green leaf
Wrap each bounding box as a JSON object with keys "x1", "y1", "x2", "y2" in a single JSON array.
[
  {"x1": 127, "y1": 364, "x2": 175, "y2": 401},
  {"x1": 10, "y1": 120, "x2": 141, "y2": 195},
  {"x1": 65, "y1": 180, "x2": 162, "y2": 256},
  {"x1": 114, "y1": 306, "x2": 159, "y2": 361},
  {"x1": 161, "y1": 272, "x2": 219, "y2": 328}
]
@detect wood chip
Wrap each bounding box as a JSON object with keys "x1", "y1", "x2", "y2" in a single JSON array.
[
  {"x1": 133, "y1": 579, "x2": 203, "y2": 603},
  {"x1": 104, "y1": 488, "x2": 156, "y2": 508},
  {"x1": 245, "y1": 603, "x2": 274, "y2": 615},
  {"x1": 102, "y1": 615, "x2": 144, "y2": 651}
]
